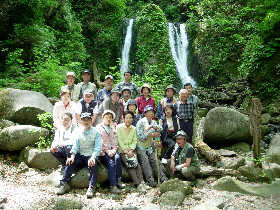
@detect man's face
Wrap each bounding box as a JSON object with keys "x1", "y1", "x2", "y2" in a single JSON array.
[
  {"x1": 66, "y1": 76, "x2": 75, "y2": 86},
  {"x1": 105, "y1": 78, "x2": 113, "y2": 89},
  {"x1": 166, "y1": 88, "x2": 174, "y2": 98},
  {"x1": 122, "y1": 90, "x2": 131, "y2": 100},
  {"x1": 180, "y1": 91, "x2": 188, "y2": 102},
  {"x1": 124, "y1": 72, "x2": 131, "y2": 82},
  {"x1": 84, "y1": 94, "x2": 94, "y2": 104},
  {"x1": 176, "y1": 137, "x2": 186, "y2": 148},
  {"x1": 80, "y1": 118, "x2": 92, "y2": 130},
  {"x1": 82, "y1": 73, "x2": 91, "y2": 83},
  {"x1": 103, "y1": 113, "x2": 113, "y2": 125},
  {"x1": 62, "y1": 115, "x2": 72, "y2": 128},
  {"x1": 128, "y1": 104, "x2": 137, "y2": 113},
  {"x1": 111, "y1": 92, "x2": 120, "y2": 103},
  {"x1": 184, "y1": 85, "x2": 193, "y2": 95}
]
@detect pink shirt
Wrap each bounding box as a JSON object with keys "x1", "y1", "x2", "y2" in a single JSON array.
[
  {"x1": 96, "y1": 123, "x2": 118, "y2": 154},
  {"x1": 136, "y1": 96, "x2": 156, "y2": 114},
  {"x1": 53, "y1": 101, "x2": 77, "y2": 129}
]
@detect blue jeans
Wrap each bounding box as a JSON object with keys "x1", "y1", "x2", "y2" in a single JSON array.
[
  {"x1": 51, "y1": 145, "x2": 72, "y2": 166},
  {"x1": 61, "y1": 153, "x2": 97, "y2": 187},
  {"x1": 99, "y1": 153, "x2": 122, "y2": 186}
]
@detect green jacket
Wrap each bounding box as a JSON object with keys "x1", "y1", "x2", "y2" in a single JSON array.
[{"x1": 174, "y1": 142, "x2": 200, "y2": 168}]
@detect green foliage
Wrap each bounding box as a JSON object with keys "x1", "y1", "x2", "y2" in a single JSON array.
[
  {"x1": 36, "y1": 112, "x2": 54, "y2": 149},
  {"x1": 54, "y1": 198, "x2": 83, "y2": 210}
]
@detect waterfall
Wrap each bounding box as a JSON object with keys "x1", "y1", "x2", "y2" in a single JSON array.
[
  {"x1": 168, "y1": 23, "x2": 196, "y2": 87},
  {"x1": 120, "y1": 19, "x2": 134, "y2": 77}
]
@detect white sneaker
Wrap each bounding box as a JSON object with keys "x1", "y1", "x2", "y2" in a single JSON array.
[{"x1": 161, "y1": 158, "x2": 168, "y2": 164}]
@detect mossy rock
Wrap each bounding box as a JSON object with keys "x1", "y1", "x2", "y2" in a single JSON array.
[
  {"x1": 160, "y1": 178, "x2": 192, "y2": 196},
  {"x1": 226, "y1": 142, "x2": 251, "y2": 153},
  {"x1": 160, "y1": 191, "x2": 185, "y2": 207},
  {"x1": 54, "y1": 198, "x2": 83, "y2": 210}
]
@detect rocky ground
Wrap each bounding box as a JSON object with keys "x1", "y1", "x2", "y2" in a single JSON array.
[{"x1": 1, "y1": 156, "x2": 280, "y2": 210}]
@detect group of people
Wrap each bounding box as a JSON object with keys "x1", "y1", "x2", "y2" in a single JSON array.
[{"x1": 51, "y1": 69, "x2": 200, "y2": 198}]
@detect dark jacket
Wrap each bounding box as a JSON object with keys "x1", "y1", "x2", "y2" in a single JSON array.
[
  {"x1": 81, "y1": 99, "x2": 98, "y2": 116},
  {"x1": 160, "y1": 115, "x2": 179, "y2": 144}
]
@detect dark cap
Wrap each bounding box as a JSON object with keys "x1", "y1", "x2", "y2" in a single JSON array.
[
  {"x1": 110, "y1": 87, "x2": 120, "y2": 95},
  {"x1": 82, "y1": 69, "x2": 91, "y2": 75},
  {"x1": 144, "y1": 105, "x2": 155, "y2": 113}
]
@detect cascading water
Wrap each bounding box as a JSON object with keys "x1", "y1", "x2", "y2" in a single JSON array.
[
  {"x1": 120, "y1": 19, "x2": 134, "y2": 77},
  {"x1": 168, "y1": 23, "x2": 196, "y2": 87}
]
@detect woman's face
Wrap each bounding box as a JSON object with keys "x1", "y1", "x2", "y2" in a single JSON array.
[
  {"x1": 164, "y1": 106, "x2": 173, "y2": 117},
  {"x1": 103, "y1": 113, "x2": 113, "y2": 125},
  {"x1": 111, "y1": 92, "x2": 120, "y2": 103},
  {"x1": 62, "y1": 115, "x2": 72, "y2": 128},
  {"x1": 142, "y1": 87, "x2": 150, "y2": 97},
  {"x1": 124, "y1": 113, "x2": 133, "y2": 126},
  {"x1": 145, "y1": 110, "x2": 154, "y2": 120},
  {"x1": 80, "y1": 118, "x2": 92, "y2": 130},
  {"x1": 128, "y1": 104, "x2": 137, "y2": 113},
  {"x1": 61, "y1": 93, "x2": 71, "y2": 104}
]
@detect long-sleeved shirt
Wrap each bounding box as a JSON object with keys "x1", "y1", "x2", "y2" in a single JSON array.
[
  {"x1": 53, "y1": 101, "x2": 77, "y2": 129},
  {"x1": 136, "y1": 96, "x2": 156, "y2": 115},
  {"x1": 136, "y1": 117, "x2": 162, "y2": 149},
  {"x1": 96, "y1": 123, "x2": 118, "y2": 154},
  {"x1": 157, "y1": 97, "x2": 177, "y2": 120},
  {"x1": 61, "y1": 84, "x2": 80, "y2": 102},
  {"x1": 174, "y1": 100, "x2": 195, "y2": 121},
  {"x1": 115, "y1": 81, "x2": 139, "y2": 98},
  {"x1": 96, "y1": 88, "x2": 111, "y2": 105},
  {"x1": 77, "y1": 82, "x2": 97, "y2": 100},
  {"x1": 70, "y1": 126, "x2": 102, "y2": 158},
  {"x1": 51, "y1": 124, "x2": 76, "y2": 147},
  {"x1": 116, "y1": 123, "x2": 137, "y2": 153}
]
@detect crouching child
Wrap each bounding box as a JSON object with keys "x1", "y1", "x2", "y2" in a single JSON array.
[
  {"x1": 170, "y1": 130, "x2": 200, "y2": 181},
  {"x1": 56, "y1": 112, "x2": 102, "y2": 198}
]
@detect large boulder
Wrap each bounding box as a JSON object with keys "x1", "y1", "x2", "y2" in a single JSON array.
[
  {"x1": 266, "y1": 134, "x2": 280, "y2": 165},
  {"x1": 159, "y1": 191, "x2": 185, "y2": 207},
  {"x1": 225, "y1": 142, "x2": 251, "y2": 153},
  {"x1": 0, "y1": 88, "x2": 53, "y2": 125},
  {"x1": 212, "y1": 176, "x2": 280, "y2": 197},
  {"x1": 204, "y1": 107, "x2": 252, "y2": 144},
  {"x1": 0, "y1": 120, "x2": 15, "y2": 129},
  {"x1": 0, "y1": 125, "x2": 48, "y2": 151},
  {"x1": 20, "y1": 148, "x2": 59, "y2": 169},
  {"x1": 160, "y1": 178, "x2": 192, "y2": 196}
]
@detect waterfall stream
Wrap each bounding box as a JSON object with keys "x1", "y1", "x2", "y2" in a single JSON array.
[
  {"x1": 120, "y1": 19, "x2": 134, "y2": 77},
  {"x1": 168, "y1": 23, "x2": 196, "y2": 87}
]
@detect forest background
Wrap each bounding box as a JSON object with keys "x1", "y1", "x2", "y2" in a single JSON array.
[{"x1": 0, "y1": 0, "x2": 279, "y2": 103}]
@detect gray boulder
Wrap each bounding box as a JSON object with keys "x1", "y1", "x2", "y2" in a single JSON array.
[
  {"x1": 159, "y1": 191, "x2": 185, "y2": 207},
  {"x1": 226, "y1": 142, "x2": 251, "y2": 153},
  {"x1": 204, "y1": 107, "x2": 252, "y2": 144},
  {"x1": 212, "y1": 176, "x2": 280, "y2": 197},
  {"x1": 20, "y1": 148, "x2": 59, "y2": 169},
  {"x1": 0, "y1": 88, "x2": 53, "y2": 125},
  {"x1": 218, "y1": 157, "x2": 245, "y2": 170},
  {"x1": 266, "y1": 134, "x2": 280, "y2": 165},
  {"x1": 160, "y1": 178, "x2": 192, "y2": 196},
  {"x1": 0, "y1": 120, "x2": 15, "y2": 129},
  {"x1": 0, "y1": 125, "x2": 48, "y2": 151}
]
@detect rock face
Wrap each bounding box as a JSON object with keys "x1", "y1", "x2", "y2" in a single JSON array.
[
  {"x1": 160, "y1": 191, "x2": 185, "y2": 207},
  {"x1": 204, "y1": 107, "x2": 252, "y2": 145},
  {"x1": 0, "y1": 125, "x2": 48, "y2": 151},
  {"x1": 0, "y1": 88, "x2": 53, "y2": 125},
  {"x1": 225, "y1": 142, "x2": 251, "y2": 153},
  {"x1": 0, "y1": 120, "x2": 15, "y2": 129},
  {"x1": 212, "y1": 176, "x2": 280, "y2": 197},
  {"x1": 266, "y1": 134, "x2": 280, "y2": 165},
  {"x1": 160, "y1": 178, "x2": 192, "y2": 196},
  {"x1": 20, "y1": 148, "x2": 59, "y2": 169}
]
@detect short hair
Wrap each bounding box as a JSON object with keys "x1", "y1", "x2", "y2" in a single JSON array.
[
  {"x1": 184, "y1": 83, "x2": 192, "y2": 88},
  {"x1": 179, "y1": 88, "x2": 188, "y2": 95},
  {"x1": 63, "y1": 112, "x2": 73, "y2": 120},
  {"x1": 123, "y1": 110, "x2": 134, "y2": 119}
]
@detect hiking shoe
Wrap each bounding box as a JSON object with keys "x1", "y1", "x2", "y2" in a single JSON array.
[
  {"x1": 56, "y1": 182, "x2": 70, "y2": 195},
  {"x1": 147, "y1": 178, "x2": 157, "y2": 188},
  {"x1": 160, "y1": 175, "x2": 168, "y2": 183},
  {"x1": 86, "y1": 186, "x2": 95, "y2": 198},
  {"x1": 110, "y1": 186, "x2": 121, "y2": 194},
  {"x1": 117, "y1": 177, "x2": 125, "y2": 189}
]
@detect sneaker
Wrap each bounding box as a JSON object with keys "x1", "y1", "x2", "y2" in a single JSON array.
[
  {"x1": 160, "y1": 176, "x2": 168, "y2": 183},
  {"x1": 86, "y1": 186, "x2": 95, "y2": 198},
  {"x1": 110, "y1": 186, "x2": 121, "y2": 194},
  {"x1": 56, "y1": 182, "x2": 70, "y2": 195},
  {"x1": 147, "y1": 177, "x2": 157, "y2": 188},
  {"x1": 117, "y1": 177, "x2": 125, "y2": 189},
  {"x1": 161, "y1": 158, "x2": 168, "y2": 164}
]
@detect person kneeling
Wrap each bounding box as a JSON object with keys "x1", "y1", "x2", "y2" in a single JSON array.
[
  {"x1": 170, "y1": 130, "x2": 200, "y2": 181},
  {"x1": 97, "y1": 110, "x2": 124, "y2": 194},
  {"x1": 56, "y1": 112, "x2": 102, "y2": 198}
]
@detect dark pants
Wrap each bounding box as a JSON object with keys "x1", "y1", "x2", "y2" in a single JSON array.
[
  {"x1": 51, "y1": 145, "x2": 72, "y2": 166},
  {"x1": 99, "y1": 153, "x2": 122, "y2": 186},
  {"x1": 61, "y1": 153, "x2": 97, "y2": 187},
  {"x1": 120, "y1": 153, "x2": 143, "y2": 185},
  {"x1": 179, "y1": 120, "x2": 194, "y2": 144},
  {"x1": 162, "y1": 135, "x2": 176, "y2": 159}
]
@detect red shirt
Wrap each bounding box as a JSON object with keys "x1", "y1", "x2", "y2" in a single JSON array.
[{"x1": 136, "y1": 96, "x2": 156, "y2": 114}]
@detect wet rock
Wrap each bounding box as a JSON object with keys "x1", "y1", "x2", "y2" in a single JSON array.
[
  {"x1": 159, "y1": 178, "x2": 193, "y2": 196},
  {"x1": 266, "y1": 134, "x2": 280, "y2": 165},
  {"x1": 204, "y1": 107, "x2": 252, "y2": 145},
  {"x1": 0, "y1": 125, "x2": 49, "y2": 151},
  {"x1": 160, "y1": 191, "x2": 185, "y2": 207},
  {"x1": 218, "y1": 149, "x2": 237, "y2": 157},
  {"x1": 225, "y1": 142, "x2": 251, "y2": 153}
]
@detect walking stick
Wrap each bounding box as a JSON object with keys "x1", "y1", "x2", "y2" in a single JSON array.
[{"x1": 153, "y1": 140, "x2": 161, "y2": 185}]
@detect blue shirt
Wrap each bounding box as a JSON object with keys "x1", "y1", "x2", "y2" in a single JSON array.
[
  {"x1": 96, "y1": 88, "x2": 111, "y2": 105},
  {"x1": 157, "y1": 97, "x2": 176, "y2": 120}
]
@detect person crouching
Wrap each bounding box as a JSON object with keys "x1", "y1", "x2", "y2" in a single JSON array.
[{"x1": 56, "y1": 112, "x2": 102, "y2": 198}]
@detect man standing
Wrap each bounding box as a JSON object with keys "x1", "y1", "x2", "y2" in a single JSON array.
[
  {"x1": 116, "y1": 71, "x2": 139, "y2": 98},
  {"x1": 96, "y1": 75, "x2": 114, "y2": 105},
  {"x1": 77, "y1": 69, "x2": 97, "y2": 100},
  {"x1": 174, "y1": 89, "x2": 195, "y2": 144},
  {"x1": 184, "y1": 83, "x2": 198, "y2": 109},
  {"x1": 61, "y1": 72, "x2": 80, "y2": 102}
]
